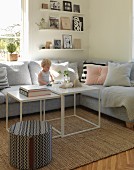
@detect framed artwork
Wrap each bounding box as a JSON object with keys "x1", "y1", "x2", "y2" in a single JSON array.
[
  {"x1": 73, "y1": 39, "x2": 81, "y2": 49},
  {"x1": 72, "y1": 16, "x2": 83, "y2": 31},
  {"x1": 60, "y1": 17, "x2": 71, "y2": 30},
  {"x1": 42, "y1": 3, "x2": 48, "y2": 9},
  {"x1": 49, "y1": 17, "x2": 59, "y2": 29},
  {"x1": 50, "y1": 1, "x2": 60, "y2": 10},
  {"x1": 54, "y1": 39, "x2": 61, "y2": 49},
  {"x1": 73, "y1": 4, "x2": 80, "y2": 13},
  {"x1": 63, "y1": 1, "x2": 72, "y2": 12},
  {"x1": 63, "y1": 34, "x2": 72, "y2": 49}
]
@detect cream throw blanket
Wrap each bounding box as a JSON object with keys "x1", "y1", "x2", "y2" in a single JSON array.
[{"x1": 101, "y1": 86, "x2": 134, "y2": 121}]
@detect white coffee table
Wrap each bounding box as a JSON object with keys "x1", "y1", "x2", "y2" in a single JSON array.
[
  {"x1": 46, "y1": 84, "x2": 101, "y2": 137},
  {"x1": 6, "y1": 91, "x2": 61, "y2": 138}
]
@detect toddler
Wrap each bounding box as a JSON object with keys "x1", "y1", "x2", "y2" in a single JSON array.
[{"x1": 38, "y1": 58, "x2": 54, "y2": 85}]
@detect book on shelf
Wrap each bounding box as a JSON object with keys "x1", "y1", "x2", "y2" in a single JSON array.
[
  {"x1": 19, "y1": 85, "x2": 51, "y2": 97},
  {"x1": 73, "y1": 39, "x2": 81, "y2": 49}
]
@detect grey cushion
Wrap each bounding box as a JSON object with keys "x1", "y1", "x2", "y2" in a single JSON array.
[
  {"x1": 0, "y1": 67, "x2": 9, "y2": 90},
  {"x1": 130, "y1": 62, "x2": 134, "y2": 80},
  {"x1": 0, "y1": 92, "x2": 5, "y2": 104},
  {"x1": 104, "y1": 62, "x2": 132, "y2": 87},
  {"x1": 68, "y1": 63, "x2": 79, "y2": 82},
  {"x1": 0, "y1": 61, "x2": 32, "y2": 86},
  {"x1": 28, "y1": 61, "x2": 42, "y2": 85}
]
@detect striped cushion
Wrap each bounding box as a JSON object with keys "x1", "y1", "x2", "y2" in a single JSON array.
[{"x1": 81, "y1": 62, "x2": 106, "y2": 82}]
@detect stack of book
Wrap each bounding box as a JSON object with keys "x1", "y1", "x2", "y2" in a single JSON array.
[{"x1": 19, "y1": 85, "x2": 51, "y2": 97}]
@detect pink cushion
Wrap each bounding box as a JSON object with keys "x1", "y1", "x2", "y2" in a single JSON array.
[{"x1": 85, "y1": 65, "x2": 108, "y2": 85}]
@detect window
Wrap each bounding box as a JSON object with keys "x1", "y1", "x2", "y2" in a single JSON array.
[{"x1": 0, "y1": 0, "x2": 21, "y2": 61}]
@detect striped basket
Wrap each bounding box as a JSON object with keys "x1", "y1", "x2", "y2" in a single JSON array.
[{"x1": 9, "y1": 120, "x2": 52, "y2": 170}]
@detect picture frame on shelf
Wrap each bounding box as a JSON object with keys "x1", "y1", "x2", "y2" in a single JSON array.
[
  {"x1": 72, "y1": 16, "x2": 83, "y2": 31},
  {"x1": 63, "y1": 34, "x2": 72, "y2": 49},
  {"x1": 73, "y1": 39, "x2": 81, "y2": 49},
  {"x1": 50, "y1": 1, "x2": 60, "y2": 10},
  {"x1": 63, "y1": 1, "x2": 72, "y2": 12},
  {"x1": 54, "y1": 39, "x2": 61, "y2": 49},
  {"x1": 42, "y1": 3, "x2": 48, "y2": 9},
  {"x1": 49, "y1": 17, "x2": 59, "y2": 29},
  {"x1": 73, "y1": 4, "x2": 80, "y2": 13},
  {"x1": 60, "y1": 17, "x2": 71, "y2": 30}
]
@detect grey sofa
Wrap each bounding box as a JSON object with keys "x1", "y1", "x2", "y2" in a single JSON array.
[{"x1": 0, "y1": 60, "x2": 133, "y2": 127}]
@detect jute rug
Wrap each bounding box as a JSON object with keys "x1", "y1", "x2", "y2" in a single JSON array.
[{"x1": 1, "y1": 107, "x2": 134, "y2": 170}]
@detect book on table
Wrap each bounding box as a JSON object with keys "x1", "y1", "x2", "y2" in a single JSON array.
[{"x1": 19, "y1": 85, "x2": 51, "y2": 97}]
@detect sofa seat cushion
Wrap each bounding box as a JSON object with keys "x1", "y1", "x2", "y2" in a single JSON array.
[
  {"x1": 81, "y1": 85, "x2": 105, "y2": 99},
  {"x1": 0, "y1": 92, "x2": 5, "y2": 104},
  {"x1": 0, "y1": 61, "x2": 32, "y2": 86},
  {"x1": 1, "y1": 85, "x2": 21, "y2": 103}
]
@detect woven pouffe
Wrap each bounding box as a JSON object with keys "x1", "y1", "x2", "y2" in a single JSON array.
[{"x1": 9, "y1": 120, "x2": 52, "y2": 170}]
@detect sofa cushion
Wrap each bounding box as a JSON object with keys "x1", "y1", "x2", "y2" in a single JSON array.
[
  {"x1": 130, "y1": 62, "x2": 134, "y2": 81},
  {"x1": 85, "y1": 65, "x2": 108, "y2": 85},
  {"x1": 0, "y1": 61, "x2": 32, "y2": 86},
  {"x1": 50, "y1": 62, "x2": 69, "y2": 83},
  {"x1": 104, "y1": 62, "x2": 132, "y2": 87},
  {"x1": 0, "y1": 92, "x2": 5, "y2": 104},
  {"x1": 0, "y1": 67, "x2": 10, "y2": 90},
  {"x1": 81, "y1": 85, "x2": 104, "y2": 99},
  {"x1": 28, "y1": 60, "x2": 59, "y2": 85},
  {"x1": 1, "y1": 86, "x2": 21, "y2": 103},
  {"x1": 28, "y1": 61, "x2": 42, "y2": 85},
  {"x1": 68, "y1": 62, "x2": 79, "y2": 82},
  {"x1": 81, "y1": 61, "x2": 106, "y2": 82}
]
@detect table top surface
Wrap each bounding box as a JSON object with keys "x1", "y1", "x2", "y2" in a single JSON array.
[
  {"x1": 7, "y1": 84, "x2": 99, "y2": 101},
  {"x1": 46, "y1": 84, "x2": 100, "y2": 95},
  {"x1": 7, "y1": 91, "x2": 60, "y2": 102}
]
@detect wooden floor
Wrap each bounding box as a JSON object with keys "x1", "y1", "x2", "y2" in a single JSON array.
[{"x1": 75, "y1": 148, "x2": 134, "y2": 170}]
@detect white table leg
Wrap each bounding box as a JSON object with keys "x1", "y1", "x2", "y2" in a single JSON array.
[
  {"x1": 61, "y1": 94, "x2": 65, "y2": 137},
  {"x1": 40, "y1": 100, "x2": 42, "y2": 121},
  {"x1": 6, "y1": 94, "x2": 9, "y2": 131},
  {"x1": 43, "y1": 100, "x2": 45, "y2": 121},
  {"x1": 20, "y1": 102, "x2": 22, "y2": 122}
]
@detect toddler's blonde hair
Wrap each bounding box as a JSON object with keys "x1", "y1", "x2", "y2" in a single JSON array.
[{"x1": 41, "y1": 58, "x2": 51, "y2": 67}]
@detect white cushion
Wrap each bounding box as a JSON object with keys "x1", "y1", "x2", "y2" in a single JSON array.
[
  {"x1": 104, "y1": 62, "x2": 132, "y2": 87},
  {"x1": 50, "y1": 62, "x2": 69, "y2": 82}
]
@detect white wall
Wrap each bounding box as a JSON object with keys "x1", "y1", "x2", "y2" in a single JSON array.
[
  {"x1": 88, "y1": 0, "x2": 133, "y2": 62},
  {"x1": 28, "y1": 0, "x2": 89, "y2": 62},
  {"x1": 28, "y1": 0, "x2": 133, "y2": 62}
]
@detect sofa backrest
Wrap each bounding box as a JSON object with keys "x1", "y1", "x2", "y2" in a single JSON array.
[{"x1": 0, "y1": 61, "x2": 32, "y2": 86}]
